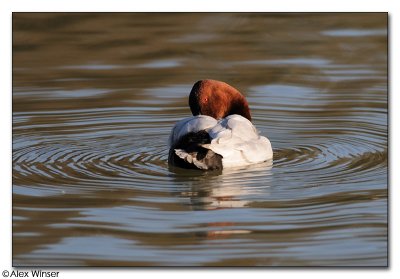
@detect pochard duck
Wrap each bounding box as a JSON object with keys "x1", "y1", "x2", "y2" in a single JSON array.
[{"x1": 168, "y1": 79, "x2": 273, "y2": 170}]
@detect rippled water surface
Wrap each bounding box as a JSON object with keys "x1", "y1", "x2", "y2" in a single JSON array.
[{"x1": 12, "y1": 13, "x2": 388, "y2": 266}]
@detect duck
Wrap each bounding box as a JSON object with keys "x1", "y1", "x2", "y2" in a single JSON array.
[{"x1": 168, "y1": 79, "x2": 273, "y2": 170}]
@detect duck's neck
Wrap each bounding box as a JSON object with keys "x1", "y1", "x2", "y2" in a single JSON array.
[{"x1": 226, "y1": 94, "x2": 252, "y2": 121}]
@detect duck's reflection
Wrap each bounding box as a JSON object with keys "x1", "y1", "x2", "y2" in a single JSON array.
[
  {"x1": 181, "y1": 182, "x2": 252, "y2": 210},
  {"x1": 172, "y1": 160, "x2": 273, "y2": 209},
  {"x1": 170, "y1": 160, "x2": 273, "y2": 238}
]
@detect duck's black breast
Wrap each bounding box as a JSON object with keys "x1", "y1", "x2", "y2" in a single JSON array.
[{"x1": 168, "y1": 130, "x2": 223, "y2": 170}]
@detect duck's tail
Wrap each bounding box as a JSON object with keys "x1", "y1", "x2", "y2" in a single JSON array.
[{"x1": 168, "y1": 130, "x2": 222, "y2": 170}]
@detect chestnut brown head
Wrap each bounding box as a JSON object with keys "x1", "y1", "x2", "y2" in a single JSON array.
[{"x1": 188, "y1": 79, "x2": 252, "y2": 121}]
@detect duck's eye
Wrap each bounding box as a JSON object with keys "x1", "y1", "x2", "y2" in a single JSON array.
[{"x1": 204, "y1": 97, "x2": 208, "y2": 102}]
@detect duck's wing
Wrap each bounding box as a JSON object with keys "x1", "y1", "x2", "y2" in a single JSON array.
[
  {"x1": 168, "y1": 115, "x2": 217, "y2": 147},
  {"x1": 205, "y1": 115, "x2": 273, "y2": 167},
  {"x1": 168, "y1": 115, "x2": 223, "y2": 170}
]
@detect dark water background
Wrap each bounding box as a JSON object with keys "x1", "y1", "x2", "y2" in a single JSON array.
[{"x1": 12, "y1": 13, "x2": 388, "y2": 266}]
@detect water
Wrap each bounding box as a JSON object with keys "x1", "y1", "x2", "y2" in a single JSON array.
[{"x1": 12, "y1": 13, "x2": 387, "y2": 266}]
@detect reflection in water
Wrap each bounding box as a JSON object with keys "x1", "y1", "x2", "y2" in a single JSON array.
[
  {"x1": 174, "y1": 160, "x2": 273, "y2": 210},
  {"x1": 175, "y1": 162, "x2": 273, "y2": 239},
  {"x1": 13, "y1": 13, "x2": 387, "y2": 266}
]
